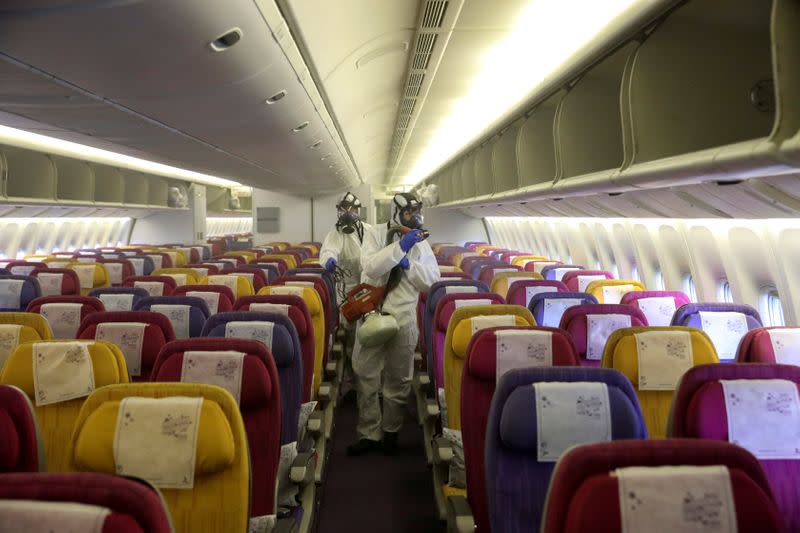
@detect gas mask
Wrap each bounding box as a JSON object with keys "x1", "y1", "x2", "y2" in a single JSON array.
[
  {"x1": 392, "y1": 192, "x2": 424, "y2": 230},
  {"x1": 337, "y1": 209, "x2": 360, "y2": 234},
  {"x1": 336, "y1": 191, "x2": 363, "y2": 240}
]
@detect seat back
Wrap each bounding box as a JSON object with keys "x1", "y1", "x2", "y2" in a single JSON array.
[
  {"x1": 255, "y1": 257, "x2": 288, "y2": 276},
  {"x1": 134, "y1": 296, "x2": 210, "y2": 338},
  {"x1": 0, "y1": 472, "x2": 174, "y2": 532},
  {"x1": 736, "y1": 326, "x2": 800, "y2": 363},
  {"x1": 0, "y1": 275, "x2": 42, "y2": 310},
  {"x1": 462, "y1": 326, "x2": 579, "y2": 533},
  {"x1": 201, "y1": 312, "x2": 302, "y2": 443},
  {"x1": 274, "y1": 276, "x2": 332, "y2": 373},
  {"x1": 601, "y1": 326, "x2": 719, "y2": 437},
  {"x1": 671, "y1": 363, "x2": 800, "y2": 531},
  {"x1": 0, "y1": 312, "x2": 53, "y2": 369},
  {"x1": 0, "y1": 384, "x2": 43, "y2": 472},
  {"x1": 670, "y1": 302, "x2": 763, "y2": 362},
  {"x1": 508, "y1": 254, "x2": 549, "y2": 267},
  {"x1": 97, "y1": 258, "x2": 136, "y2": 287},
  {"x1": 287, "y1": 268, "x2": 336, "y2": 308},
  {"x1": 506, "y1": 279, "x2": 568, "y2": 308},
  {"x1": 68, "y1": 383, "x2": 249, "y2": 533},
  {"x1": 173, "y1": 285, "x2": 236, "y2": 315},
  {"x1": 127, "y1": 255, "x2": 156, "y2": 276},
  {"x1": 541, "y1": 439, "x2": 784, "y2": 533},
  {"x1": 26, "y1": 296, "x2": 105, "y2": 339},
  {"x1": 7, "y1": 261, "x2": 45, "y2": 276},
  {"x1": 529, "y1": 292, "x2": 599, "y2": 327},
  {"x1": 620, "y1": 290, "x2": 692, "y2": 326},
  {"x1": 223, "y1": 251, "x2": 257, "y2": 264},
  {"x1": 220, "y1": 268, "x2": 268, "y2": 292},
  {"x1": 67, "y1": 263, "x2": 110, "y2": 295},
  {"x1": 30, "y1": 268, "x2": 81, "y2": 296},
  {"x1": 166, "y1": 246, "x2": 201, "y2": 263},
  {"x1": 234, "y1": 294, "x2": 315, "y2": 402},
  {"x1": 123, "y1": 275, "x2": 178, "y2": 297},
  {"x1": 245, "y1": 263, "x2": 280, "y2": 283},
  {"x1": 199, "y1": 274, "x2": 254, "y2": 299},
  {"x1": 89, "y1": 287, "x2": 150, "y2": 312},
  {"x1": 184, "y1": 264, "x2": 220, "y2": 279},
  {"x1": 77, "y1": 311, "x2": 175, "y2": 381},
  {"x1": 561, "y1": 269, "x2": 615, "y2": 292},
  {"x1": 585, "y1": 279, "x2": 646, "y2": 304},
  {"x1": 432, "y1": 293, "x2": 505, "y2": 391},
  {"x1": 559, "y1": 304, "x2": 649, "y2": 366},
  {"x1": 524, "y1": 260, "x2": 563, "y2": 273},
  {"x1": 540, "y1": 264, "x2": 584, "y2": 281},
  {"x1": 489, "y1": 271, "x2": 544, "y2": 299},
  {"x1": 476, "y1": 261, "x2": 514, "y2": 283},
  {"x1": 143, "y1": 252, "x2": 174, "y2": 270},
  {"x1": 259, "y1": 254, "x2": 297, "y2": 270},
  {"x1": 151, "y1": 268, "x2": 201, "y2": 287},
  {"x1": 486, "y1": 367, "x2": 647, "y2": 533},
  {"x1": 0, "y1": 340, "x2": 129, "y2": 471},
  {"x1": 152, "y1": 339, "x2": 280, "y2": 518},
  {"x1": 444, "y1": 304, "x2": 534, "y2": 430}
]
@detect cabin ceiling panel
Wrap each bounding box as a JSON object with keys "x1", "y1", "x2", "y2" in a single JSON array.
[{"x1": 0, "y1": 0, "x2": 357, "y2": 193}]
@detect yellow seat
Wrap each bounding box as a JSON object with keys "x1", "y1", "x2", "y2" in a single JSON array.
[
  {"x1": 0, "y1": 340, "x2": 128, "y2": 471},
  {"x1": 510, "y1": 255, "x2": 549, "y2": 267},
  {"x1": 68, "y1": 382, "x2": 249, "y2": 533},
  {"x1": 453, "y1": 252, "x2": 480, "y2": 270},
  {"x1": 223, "y1": 251, "x2": 257, "y2": 264},
  {"x1": 438, "y1": 265, "x2": 462, "y2": 274},
  {"x1": 259, "y1": 285, "x2": 324, "y2": 397},
  {"x1": 199, "y1": 275, "x2": 254, "y2": 299},
  {"x1": 150, "y1": 248, "x2": 186, "y2": 267},
  {"x1": 489, "y1": 271, "x2": 544, "y2": 299},
  {"x1": 585, "y1": 279, "x2": 646, "y2": 304},
  {"x1": 302, "y1": 258, "x2": 321, "y2": 265},
  {"x1": 67, "y1": 262, "x2": 110, "y2": 295},
  {"x1": 431, "y1": 243, "x2": 456, "y2": 255},
  {"x1": 0, "y1": 313, "x2": 53, "y2": 371},
  {"x1": 152, "y1": 268, "x2": 201, "y2": 286},
  {"x1": 264, "y1": 242, "x2": 288, "y2": 251},
  {"x1": 24, "y1": 255, "x2": 54, "y2": 262},
  {"x1": 444, "y1": 305, "x2": 534, "y2": 431},
  {"x1": 474, "y1": 245, "x2": 498, "y2": 255},
  {"x1": 259, "y1": 254, "x2": 298, "y2": 270},
  {"x1": 601, "y1": 326, "x2": 719, "y2": 438}
]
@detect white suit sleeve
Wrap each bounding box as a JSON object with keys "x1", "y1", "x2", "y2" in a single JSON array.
[
  {"x1": 319, "y1": 229, "x2": 340, "y2": 265},
  {"x1": 361, "y1": 227, "x2": 404, "y2": 280},
  {"x1": 405, "y1": 240, "x2": 440, "y2": 292}
]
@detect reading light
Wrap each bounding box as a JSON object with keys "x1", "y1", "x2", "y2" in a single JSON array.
[
  {"x1": 292, "y1": 121, "x2": 310, "y2": 132},
  {"x1": 265, "y1": 90, "x2": 287, "y2": 104},
  {"x1": 401, "y1": 0, "x2": 645, "y2": 186},
  {"x1": 0, "y1": 125, "x2": 241, "y2": 187}
]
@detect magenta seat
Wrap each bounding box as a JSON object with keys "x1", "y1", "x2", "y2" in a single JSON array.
[
  {"x1": 736, "y1": 327, "x2": 800, "y2": 363},
  {"x1": 620, "y1": 290, "x2": 691, "y2": 327},
  {"x1": 506, "y1": 279, "x2": 568, "y2": 308},
  {"x1": 561, "y1": 269, "x2": 615, "y2": 292},
  {"x1": 559, "y1": 304, "x2": 648, "y2": 366}
]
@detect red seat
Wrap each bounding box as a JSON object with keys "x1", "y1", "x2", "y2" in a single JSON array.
[
  {"x1": 77, "y1": 311, "x2": 175, "y2": 381},
  {"x1": 26, "y1": 295, "x2": 105, "y2": 339},
  {"x1": 6, "y1": 262, "x2": 45, "y2": 277},
  {"x1": 255, "y1": 258, "x2": 288, "y2": 276},
  {"x1": 97, "y1": 258, "x2": 136, "y2": 287},
  {"x1": 0, "y1": 384, "x2": 41, "y2": 473},
  {"x1": 0, "y1": 472, "x2": 172, "y2": 532},
  {"x1": 151, "y1": 338, "x2": 281, "y2": 519},
  {"x1": 235, "y1": 294, "x2": 316, "y2": 402},
  {"x1": 30, "y1": 268, "x2": 81, "y2": 296}
]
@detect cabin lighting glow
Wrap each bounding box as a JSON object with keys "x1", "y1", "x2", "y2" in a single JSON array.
[
  {"x1": 0, "y1": 125, "x2": 241, "y2": 187},
  {"x1": 403, "y1": 0, "x2": 646, "y2": 185}
]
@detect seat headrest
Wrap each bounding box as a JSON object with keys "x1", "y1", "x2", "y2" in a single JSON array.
[
  {"x1": 0, "y1": 408, "x2": 20, "y2": 470},
  {"x1": 135, "y1": 296, "x2": 211, "y2": 318},
  {"x1": 259, "y1": 286, "x2": 322, "y2": 315},
  {"x1": 73, "y1": 397, "x2": 234, "y2": 477},
  {"x1": 436, "y1": 293, "x2": 505, "y2": 331},
  {"x1": 78, "y1": 311, "x2": 174, "y2": 338},
  {"x1": 201, "y1": 312, "x2": 298, "y2": 369},
  {"x1": 235, "y1": 295, "x2": 310, "y2": 337},
  {"x1": 451, "y1": 312, "x2": 532, "y2": 358}
]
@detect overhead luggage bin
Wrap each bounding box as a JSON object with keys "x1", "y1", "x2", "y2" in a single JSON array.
[
  {"x1": 450, "y1": 158, "x2": 463, "y2": 202},
  {"x1": 122, "y1": 169, "x2": 149, "y2": 206},
  {"x1": 474, "y1": 141, "x2": 494, "y2": 198},
  {"x1": 459, "y1": 152, "x2": 476, "y2": 200},
  {"x1": 53, "y1": 155, "x2": 93, "y2": 202},
  {"x1": 554, "y1": 42, "x2": 638, "y2": 190},
  {"x1": 3, "y1": 145, "x2": 56, "y2": 201},
  {"x1": 491, "y1": 119, "x2": 522, "y2": 193},
  {"x1": 91, "y1": 163, "x2": 124, "y2": 204},
  {"x1": 147, "y1": 174, "x2": 169, "y2": 206},
  {"x1": 516, "y1": 91, "x2": 563, "y2": 189}
]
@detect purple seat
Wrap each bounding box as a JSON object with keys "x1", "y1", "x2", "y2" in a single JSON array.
[
  {"x1": 486, "y1": 367, "x2": 647, "y2": 532},
  {"x1": 540, "y1": 264, "x2": 585, "y2": 281},
  {"x1": 244, "y1": 263, "x2": 279, "y2": 283},
  {"x1": 619, "y1": 290, "x2": 691, "y2": 327},
  {"x1": 670, "y1": 363, "x2": 800, "y2": 531},
  {"x1": 528, "y1": 291, "x2": 598, "y2": 328},
  {"x1": 0, "y1": 275, "x2": 42, "y2": 311},
  {"x1": 559, "y1": 304, "x2": 649, "y2": 366},
  {"x1": 133, "y1": 296, "x2": 210, "y2": 338},
  {"x1": 88, "y1": 287, "x2": 150, "y2": 311},
  {"x1": 470, "y1": 260, "x2": 508, "y2": 281},
  {"x1": 670, "y1": 302, "x2": 763, "y2": 362},
  {"x1": 126, "y1": 255, "x2": 156, "y2": 276},
  {"x1": 506, "y1": 279, "x2": 568, "y2": 308},
  {"x1": 202, "y1": 311, "x2": 302, "y2": 444},
  {"x1": 424, "y1": 280, "x2": 490, "y2": 387}
]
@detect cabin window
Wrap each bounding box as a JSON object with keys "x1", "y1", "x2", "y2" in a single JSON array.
[
  {"x1": 718, "y1": 280, "x2": 733, "y2": 303},
  {"x1": 610, "y1": 264, "x2": 620, "y2": 279},
  {"x1": 654, "y1": 270, "x2": 665, "y2": 291},
  {"x1": 760, "y1": 288, "x2": 786, "y2": 327},
  {"x1": 630, "y1": 264, "x2": 639, "y2": 280},
  {"x1": 682, "y1": 274, "x2": 697, "y2": 302}
]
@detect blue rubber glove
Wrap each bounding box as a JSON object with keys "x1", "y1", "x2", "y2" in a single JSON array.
[
  {"x1": 399, "y1": 229, "x2": 423, "y2": 253},
  {"x1": 324, "y1": 257, "x2": 337, "y2": 272},
  {"x1": 399, "y1": 256, "x2": 410, "y2": 270}
]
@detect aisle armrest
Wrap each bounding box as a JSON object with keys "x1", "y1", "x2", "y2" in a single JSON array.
[
  {"x1": 307, "y1": 410, "x2": 324, "y2": 437},
  {"x1": 433, "y1": 436, "x2": 453, "y2": 465},
  {"x1": 318, "y1": 381, "x2": 333, "y2": 404},
  {"x1": 290, "y1": 452, "x2": 315, "y2": 485},
  {"x1": 447, "y1": 495, "x2": 475, "y2": 533},
  {"x1": 425, "y1": 398, "x2": 440, "y2": 419},
  {"x1": 274, "y1": 517, "x2": 298, "y2": 533}
]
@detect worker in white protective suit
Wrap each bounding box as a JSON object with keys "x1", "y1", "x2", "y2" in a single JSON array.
[
  {"x1": 320, "y1": 191, "x2": 370, "y2": 397},
  {"x1": 347, "y1": 192, "x2": 439, "y2": 456}
]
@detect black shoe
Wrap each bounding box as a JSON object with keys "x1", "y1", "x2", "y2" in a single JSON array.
[
  {"x1": 382, "y1": 432, "x2": 399, "y2": 455},
  {"x1": 346, "y1": 438, "x2": 381, "y2": 456}
]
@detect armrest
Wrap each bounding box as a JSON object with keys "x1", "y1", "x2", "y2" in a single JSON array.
[
  {"x1": 307, "y1": 410, "x2": 324, "y2": 436},
  {"x1": 317, "y1": 381, "x2": 333, "y2": 403},
  {"x1": 289, "y1": 452, "x2": 315, "y2": 485},
  {"x1": 413, "y1": 351, "x2": 422, "y2": 363},
  {"x1": 325, "y1": 360, "x2": 338, "y2": 378},
  {"x1": 447, "y1": 495, "x2": 475, "y2": 533},
  {"x1": 329, "y1": 342, "x2": 344, "y2": 361},
  {"x1": 433, "y1": 436, "x2": 453, "y2": 465},
  {"x1": 273, "y1": 517, "x2": 297, "y2": 533},
  {"x1": 425, "y1": 398, "x2": 440, "y2": 420}
]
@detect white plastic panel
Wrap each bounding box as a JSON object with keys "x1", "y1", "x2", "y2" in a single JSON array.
[
  {"x1": 207, "y1": 217, "x2": 252, "y2": 237},
  {"x1": 0, "y1": 217, "x2": 132, "y2": 259}
]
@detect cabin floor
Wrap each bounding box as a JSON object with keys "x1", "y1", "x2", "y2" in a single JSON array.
[{"x1": 314, "y1": 394, "x2": 442, "y2": 533}]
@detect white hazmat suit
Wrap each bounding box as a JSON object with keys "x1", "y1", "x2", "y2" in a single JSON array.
[{"x1": 353, "y1": 224, "x2": 440, "y2": 440}]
